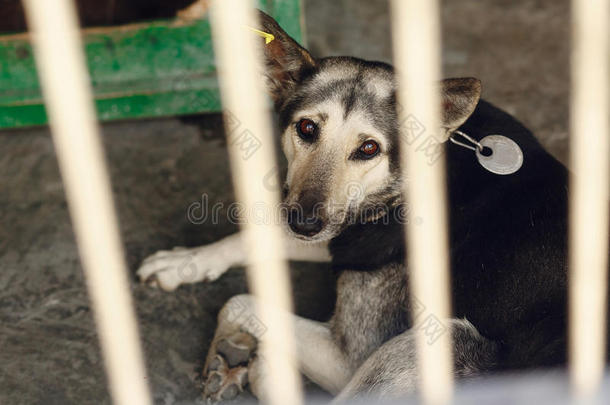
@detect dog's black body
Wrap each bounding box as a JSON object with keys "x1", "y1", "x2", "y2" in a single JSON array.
[{"x1": 330, "y1": 99, "x2": 591, "y2": 371}]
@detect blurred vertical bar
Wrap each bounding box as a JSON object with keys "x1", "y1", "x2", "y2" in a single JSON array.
[
  {"x1": 390, "y1": 1, "x2": 453, "y2": 404},
  {"x1": 569, "y1": 0, "x2": 610, "y2": 397},
  {"x1": 208, "y1": 1, "x2": 303, "y2": 404},
  {"x1": 20, "y1": 1, "x2": 152, "y2": 405}
]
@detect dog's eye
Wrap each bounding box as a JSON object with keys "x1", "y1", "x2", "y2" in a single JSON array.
[
  {"x1": 358, "y1": 140, "x2": 380, "y2": 159},
  {"x1": 296, "y1": 118, "x2": 318, "y2": 142}
]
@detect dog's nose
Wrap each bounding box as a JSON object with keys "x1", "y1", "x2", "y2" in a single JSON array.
[{"x1": 287, "y1": 208, "x2": 323, "y2": 237}]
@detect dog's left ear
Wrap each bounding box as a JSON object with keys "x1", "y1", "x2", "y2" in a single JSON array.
[
  {"x1": 440, "y1": 78, "x2": 481, "y2": 140},
  {"x1": 257, "y1": 10, "x2": 317, "y2": 106}
]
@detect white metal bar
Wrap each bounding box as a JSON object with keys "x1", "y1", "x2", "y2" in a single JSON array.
[
  {"x1": 208, "y1": 1, "x2": 303, "y2": 404},
  {"x1": 390, "y1": 1, "x2": 453, "y2": 404},
  {"x1": 20, "y1": 1, "x2": 152, "y2": 404},
  {"x1": 569, "y1": 0, "x2": 610, "y2": 397}
]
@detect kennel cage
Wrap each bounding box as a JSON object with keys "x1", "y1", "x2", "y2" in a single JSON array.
[{"x1": 7, "y1": 0, "x2": 610, "y2": 404}]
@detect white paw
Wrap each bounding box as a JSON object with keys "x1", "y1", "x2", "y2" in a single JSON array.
[{"x1": 136, "y1": 243, "x2": 232, "y2": 291}]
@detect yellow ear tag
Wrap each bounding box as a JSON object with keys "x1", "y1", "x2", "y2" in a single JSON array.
[{"x1": 246, "y1": 26, "x2": 275, "y2": 45}]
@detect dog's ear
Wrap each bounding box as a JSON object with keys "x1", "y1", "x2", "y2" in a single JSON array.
[
  {"x1": 440, "y1": 78, "x2": 481, "y2": 140},
  {"x1": 257, "y1": 10, "x2": 316, "y2": 106}
]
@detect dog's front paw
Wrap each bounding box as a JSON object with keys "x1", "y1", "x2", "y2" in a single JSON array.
[
  {"x1": 203, "y1": 332, "x2": 257, "y2": 402},
  {"x1": 136, "y1": 244, "x2": 231, "y2": 291}
]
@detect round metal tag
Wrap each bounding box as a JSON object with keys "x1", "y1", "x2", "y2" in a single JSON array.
[{"x1": 475, "y1": 135, "x2": 523, "y2": 175}]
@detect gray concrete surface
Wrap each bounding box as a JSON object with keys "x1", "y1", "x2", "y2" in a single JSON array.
[{"x1": 0, "y1": 1, "x2": 570, "y2": 404}]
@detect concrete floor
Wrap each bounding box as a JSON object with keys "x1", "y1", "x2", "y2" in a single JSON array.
[{"x1": 0, "y1": 1, "x2": 570, "y2": 404}]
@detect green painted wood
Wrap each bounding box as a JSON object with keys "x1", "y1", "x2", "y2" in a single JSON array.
[{"x1": 0, "y1": 0, "x2": 303, "y2": 129}]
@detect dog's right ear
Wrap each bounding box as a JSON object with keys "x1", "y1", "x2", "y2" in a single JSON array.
[
  {"x1": 439, "y1": 78, "x2": 481, "y2": 140},
  {"x1": 257, "y1": 10, "x2": 316, "y2": 106}
]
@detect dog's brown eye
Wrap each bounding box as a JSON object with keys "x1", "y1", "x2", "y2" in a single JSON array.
[
  {"x1": 359, "y1": 140, "x2": 380, "y2": 158},
  {"x1": 296, "y1": 118, "x2": 318, "y2": 142}
]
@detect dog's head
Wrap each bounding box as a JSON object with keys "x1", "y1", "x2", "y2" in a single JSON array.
[{"x1": 258, "y1": 11, "x2": 481, "y2": 242}]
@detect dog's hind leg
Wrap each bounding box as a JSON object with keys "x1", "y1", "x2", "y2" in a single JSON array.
[
  {"x1": 202, "y1": 294, "x2": 351, "y2": 402},
  {"x1": 332, "y1": 319, "x2": 497, "y2": 403},
  {"x1": 248, "y1": 317, "x2": 353, "y2": 401}
]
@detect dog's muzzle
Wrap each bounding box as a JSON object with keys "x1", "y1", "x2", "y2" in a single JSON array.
[{"x1": 287, "y1": 207, "x2": 324, "y2": 237}]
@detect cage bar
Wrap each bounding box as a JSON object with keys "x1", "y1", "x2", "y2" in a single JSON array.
[
  {"x1": 19, "y1": 0, "x2": 152, "y2": 404},
  {"x1": 208, "y1": 0, "x2": 303, "y2": 404},
  {"x1": 390, "y1": 0, "x2": 454, "y2": 404},
  {"x1": 568, "y1": 0, "x2": 610, "y2": 397}
]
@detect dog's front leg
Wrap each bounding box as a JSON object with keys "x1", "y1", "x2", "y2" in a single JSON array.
[
  {"x1": 202, "y1": 294, "x2": 351, "y2": 402},
  {"x1": 137, "y1": 232, "x2": 330, "y2": 291},
  {"x1": 137, "y1": 233, "x2": 245, "y2": 291}
]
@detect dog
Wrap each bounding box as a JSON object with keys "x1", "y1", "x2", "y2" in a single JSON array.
[{"x1": 137, "y1": 10, "x2": 609, "y2": 403}]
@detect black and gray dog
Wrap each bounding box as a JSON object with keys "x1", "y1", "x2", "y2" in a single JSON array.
[{"x1": 138, "y1": 11, "x2": 609, "y2": 402}]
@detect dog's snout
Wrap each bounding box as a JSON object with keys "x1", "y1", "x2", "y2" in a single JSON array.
[
  {"x1": 287, "y1": 208, "x2": 324, "y2": 237},
  {"x1": 285, "y1": 189, "x2": 326, "y2": 237}
]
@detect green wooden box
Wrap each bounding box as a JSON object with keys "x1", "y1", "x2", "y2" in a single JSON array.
[{"x1": 0, "y1": 0, "x2": 303, "y2": 129}]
